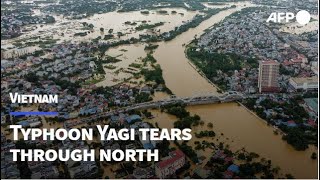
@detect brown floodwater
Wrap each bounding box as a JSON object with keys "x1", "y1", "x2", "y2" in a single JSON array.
[
  {"x1": 1, "y1": 2, "x2": 317, "y2": 178},
  {"x1": 187, "y1": 104, "x2": 318, "y2": 178},
  {"x1": 151, "y1": 2, "x2": 318, "y2": 178},
  {"x1": 153, "y1": 2, "x2": 259, "y2": 97},
  {"x1": 96, "y1": 44, "x2": 147, "y2": 87},
  {"x1": 280, "y1": 15, "x2": 319, "y2": 34},
  {"x1": 1, "y1": 8, "x2": 198, "y2": 51},
  {"x1": 92, "y1": 2, "x2": 318, "y2": 177}
]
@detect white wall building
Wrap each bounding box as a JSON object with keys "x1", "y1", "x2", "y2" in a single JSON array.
[{"x1": 289, "y1": 76, "x2": 318, "y2": 91}]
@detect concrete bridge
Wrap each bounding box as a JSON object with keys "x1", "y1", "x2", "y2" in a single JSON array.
[
  {"x1": 66, "y1": 91, "x2": 300, "y2": 128},
  {"x1": 66, "y1": 91, "x2": 249, "y2": 127},
  {"x1": 126, "y1": 91, "x2": 245, "y2": 110}
]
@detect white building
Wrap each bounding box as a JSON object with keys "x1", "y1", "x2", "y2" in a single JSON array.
[
  {"x1": 155, "y1": 150, "x2": 185, "y2": 178},
  {"x1": 289, "y1": 76, "x2": 318, "y2": 91}
]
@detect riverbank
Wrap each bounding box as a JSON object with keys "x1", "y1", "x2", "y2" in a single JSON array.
[{"x1": 153, "y1": 2, "x2": 317, "y2": 178}]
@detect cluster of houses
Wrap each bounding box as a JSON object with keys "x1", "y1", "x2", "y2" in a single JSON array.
[
  {"x1": 254, "y1": 95, "x2": 317, "y2": 128},
  {"x1": 198, "y1": 9, "x2": 290, "y2": 61},
  {"x1": 196, "y1": 7, "x2": 318, "y2": 95},
  {"x1": 1, "y1": 133, "x2": 20, "y2": 179},
  {"x1": 1, "y1": 1, "x2": 55, "y2": 40},
  {"x1": 61, "y1": 138, "x2": 99, "y2": 179},
  {"x1": 1, "y1": 40, "x2": 161, "y2": 126}
]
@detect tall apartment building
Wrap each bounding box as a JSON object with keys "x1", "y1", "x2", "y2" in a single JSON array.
[
  {"x1": 258, "y1": 60, "x2": 280, "y2": 93},
  {"x1": 155, "y1": 150, "x2": 185, "y2": 178}
]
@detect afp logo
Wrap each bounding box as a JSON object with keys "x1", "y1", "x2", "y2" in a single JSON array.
[{"x1": 266, "y1": 10, "x2": 311, "y2": 25}]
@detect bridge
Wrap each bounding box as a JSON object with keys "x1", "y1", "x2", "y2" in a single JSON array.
[
  {"x1": 126, "y1": 91, "x2": 245, "y2": 110},
  {"x1": 66, "y1": 91, "x2": 299, "y2": 128},
  {"x1": 65, "y1": 91, "x2": 249, "y2": 128}
]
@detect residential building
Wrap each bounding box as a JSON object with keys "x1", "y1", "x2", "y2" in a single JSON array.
[
  {"x1": 258, "y1": 60, "x2": 280, "y2": 93},
  {"x1": 155, "y1": 150, "x2": 185, "y2": 178}
]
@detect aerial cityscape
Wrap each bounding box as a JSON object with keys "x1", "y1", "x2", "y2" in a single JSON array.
[{"x1": 1, "y1": 0, "x2": 318, "y2": 179}]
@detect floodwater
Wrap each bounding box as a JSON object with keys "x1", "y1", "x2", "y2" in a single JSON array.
[
  {"x1": 153, "y1": 2, "x2": 255, "y2": 97},
  {"x1": 187, "y1": 104, "x2": 318, "y2": 178},
  {"x1": 80, "y1": 8, "x2": 199, "y2": 41},
  {"x1": 96, "y1": 44, "x2": 146, "y2": 87},
  {"x1": 150, "y1": 2, "x2": 317, "y2": 178},
  {"x1": 1, "y1": 1, "x2": 317, "y2": 178},
  {"x1": 149, "y1": 102, "x2": 318, "y2": 178},
  {"x1": 1, "y1": 8, "x2": 198, "y2": 52},
  {"x1": 280, "y1": 15, "x2": 319, "y2": 34},
  {"x1": 90, "y1": 2, "x2": 317, "y2": 177}
]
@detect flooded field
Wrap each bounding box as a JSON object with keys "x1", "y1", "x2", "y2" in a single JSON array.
[
  {"x1": 80, "y1": 8, "x2": 199, "y2": 40},
  {"x1": 280, "y1": 15, "x2": 319, "y2": 34},
  {"x1": 1, "y1": 8, "x2": 199, "y2": 52},
  {"x1": 96, "y1": 44, "x2": 147, "y2": 87}
]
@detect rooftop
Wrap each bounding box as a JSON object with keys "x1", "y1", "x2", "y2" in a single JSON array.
[
  {"x1": 260, "y1": 60, "x2": 280, "y2": 65},
  {"x1": 290, "y1": 76, "x2": 318, "y2": 84},
  {"x1": 156, "y1": 150, "x2": 185, "y2": 169}
]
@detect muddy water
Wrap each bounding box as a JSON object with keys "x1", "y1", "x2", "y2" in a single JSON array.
[
  {"x1": 1, "y1": 8, "x2": 198, "y2": 51},
  {"x1": 280, "y1": 15, "x2": 319, "y2": 34},
  {"x1": 1, "y1": 1, "x2": 317, "y2": 178},
  {"x1": 96, "y1": 44, "x2": 146, "y2": 87},
  {"x1": 188, "y1": 104, "x2": 318, "y2": 178},
  {"x1": 152, "y1": 2, "x2": 317, "y2": 178},
  {"x1": 81, "y1": 8, "x2": 198, "y2": 41}
]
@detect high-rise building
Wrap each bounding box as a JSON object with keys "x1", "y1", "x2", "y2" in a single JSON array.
[{"x1": 258, "y1": 60, "x2": 280, "y2": 93}]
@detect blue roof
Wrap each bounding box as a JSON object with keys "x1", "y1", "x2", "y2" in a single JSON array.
[
  {"x1": 63, "y1": 114, "x2": 70, "y2": 119},
  {"x1": 17, "y1": 121, "x2": 29, "y2": 127},
  {"x1": 143, "y1": 143, "x2": 154, "y2": 149},
  {"x1": 126, "y1": 115, "x2": 141, "y2": 124},
  {"x1": 287, "y1": 123, "x2": 297, "y2": 127},
  {"x1": 110, "y1": 115, "x2": 119, "y2": 122},
  {"x1": 227, "y1": 164, "x2": 239, "y2": 173}
]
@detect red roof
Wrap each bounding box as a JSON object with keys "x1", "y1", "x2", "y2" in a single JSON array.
[
  {"x1": 291, "y1": 58, "x2": 302, "y2": 63},
  {"x1": 225, "y1": 157, "x2": 233, "y2": 162},
  {"x1": 308, "y1": 120, "x2": 316, "y2": 126},
  {"x1": 261, "y1": 60, "x2": 279, "y2": 65},
  {"x1": 156, "y1": 150, "x2": 185, "y2": 169},
  {"x1": 283, "y1": 60, "x2": 293, "y2": 66},
  {"x1": 287, "y1": 120, "x2": 295, "y2": 124},
  {"x1": 224, "y1": 170, "x2": 234, "y2": 178}
]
